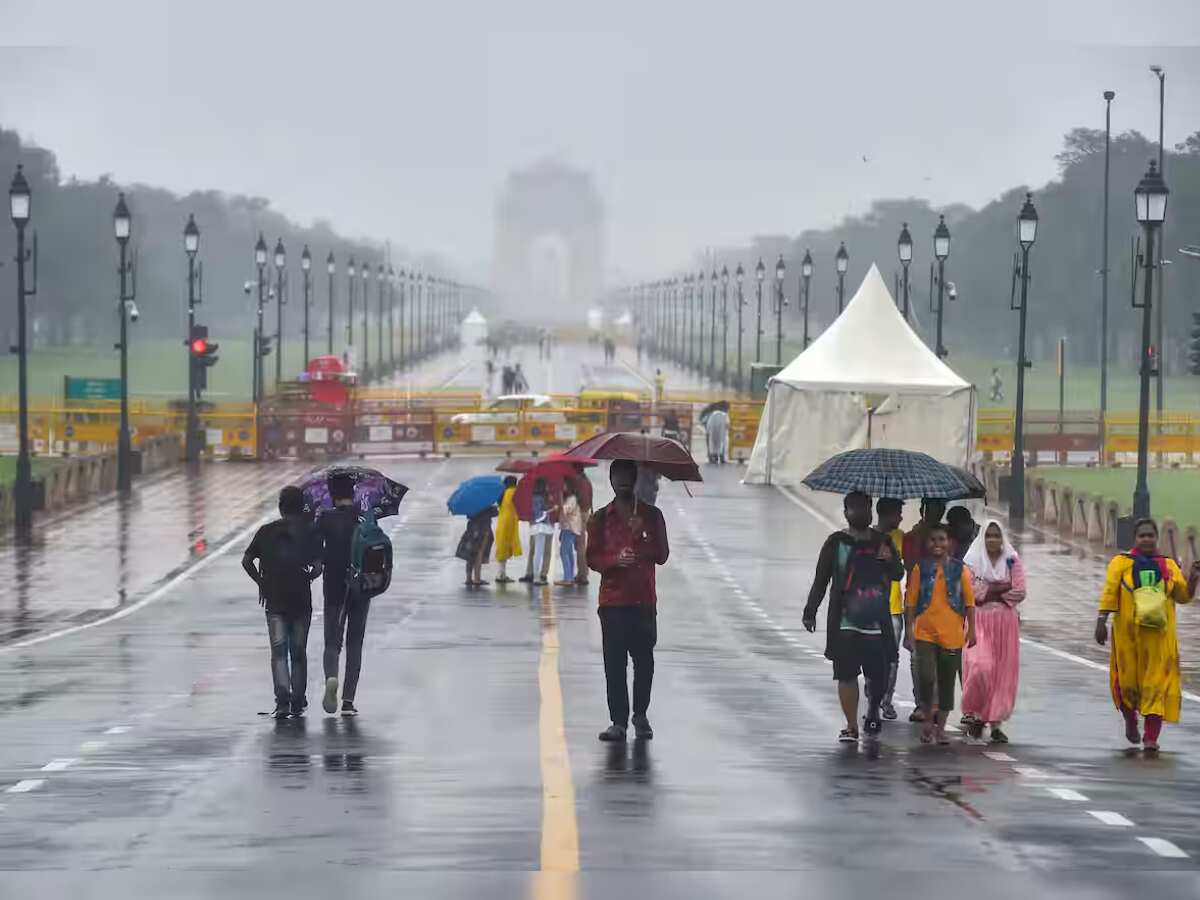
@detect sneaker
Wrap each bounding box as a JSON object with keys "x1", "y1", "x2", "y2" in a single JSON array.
[
  {"x1": 989, "y1": 726, "x2": 1009, "y2": 744},
  {"x1": 518, "y1": 575, "x2": 533, "y2": 583},
  {"x1": 534, "y1": 578, "x2": 549, "y2": 586},
  {"x1": 909, "y1": 709, "x2": 928, "y2": 723},
  {"x1": 554, "y1": 580, "x2": 575, "y2": 587},
  {"x1": 863, "y1": 714, "x2": 882, "y2": 736},
  {"x1": 322, "y1": 676, "x2": 339, "y2": 714},
  {"x1": 598, "y1": 723, "x2": 627, "y2": 742},
  {"x1": 341, "y1": 700, "x2": 358, "y2": 717},
  {"x1": 290, "y1": 704, "x2": 306, "y2": 718},
  {"x1": 495, "y1": 575, "x2": 514, "y2": 584},
  {"x1": 272, "y1": 703, "x2": 291, "y2": 719},
  {"x1": 881, "y1": 703, "x2": 898, "y2": 721},
  {"x1": 632, "y1": 714, "x2": 654, "y2": 740}
]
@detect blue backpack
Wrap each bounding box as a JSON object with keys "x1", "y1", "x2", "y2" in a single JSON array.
[{"x1": 350, "y1": 510, "x2": 392, "y2": 598}]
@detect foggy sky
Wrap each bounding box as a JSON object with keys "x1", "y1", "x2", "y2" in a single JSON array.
[{"x1": 2, "y1": 0, "x2": 1199, "y2": 283}]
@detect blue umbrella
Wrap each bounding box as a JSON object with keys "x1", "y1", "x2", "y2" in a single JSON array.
[
  {"x1": 447, "y1": 475, "x2": 505, "y2": 517},
  {"x1": 802, "y1": 449, "x2": 984, "y2": 500}
]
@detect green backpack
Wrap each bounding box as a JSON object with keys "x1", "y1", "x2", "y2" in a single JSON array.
[{"x1": 350, "y1": 510, "x2": 393, "y2": 598}]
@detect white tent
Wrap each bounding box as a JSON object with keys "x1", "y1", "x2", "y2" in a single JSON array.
[
  {"x1": 460, "y1": 308, "x2": 488, "y2": 355},
  {"x1": 745, "y1": 264, "x2": 976, "y2": 486}
]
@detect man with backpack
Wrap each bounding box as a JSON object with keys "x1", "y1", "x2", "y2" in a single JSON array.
[
  {"x1": 316, "y1": 474, "x2": 393, "y2": 717},
  {"x1": 803, "y1": 491, "x2": 904, "y2": 743},
  {"x1": 242, "y1": 486, "x2": 323, "y2": 719}
]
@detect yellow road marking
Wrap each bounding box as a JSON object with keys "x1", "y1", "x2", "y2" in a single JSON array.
[{"x1": 538, "y1": 584, "x2": 579, "y2": 877}]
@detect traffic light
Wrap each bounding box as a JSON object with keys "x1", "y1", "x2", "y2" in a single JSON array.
[
  {"x1": 1190, "y1": 312, "x2": 1200, "y2": 376},
  {"x1": 258, "y1": 335, "x2": 273, "y2": 358},
  {"x1": 188, "y1": 324, "x2": 219, "y2": 391}
]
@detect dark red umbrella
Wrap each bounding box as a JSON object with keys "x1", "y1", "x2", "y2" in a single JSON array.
[
  {"x1": 495, "y1": 452, "x2": 598, "y2": 475},
  {"x1": 495, "y1": 458, "x2": 537, "y2": 474},
  {"x1": 561, "y1": 432, "x2": 702, "y2": 482},
  {"x1": 512, "y1": 461, "x2": 595, "y2": 520}
]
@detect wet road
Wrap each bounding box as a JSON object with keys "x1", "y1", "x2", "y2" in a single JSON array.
[{"x1": 1, "y1": 353, "x2": 1199, "y2": 896}]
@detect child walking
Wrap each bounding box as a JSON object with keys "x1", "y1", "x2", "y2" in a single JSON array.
[{"x1": 904, "y1": 522, "x2": 976, "y2": 744}]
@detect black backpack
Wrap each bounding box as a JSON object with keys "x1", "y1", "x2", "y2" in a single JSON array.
[
  {"x1": 261, "y1": 521, "x2": 312, "y2": 598},
  {"x1": 840, "y1": 539, "x2": 890, "y2": 630}
]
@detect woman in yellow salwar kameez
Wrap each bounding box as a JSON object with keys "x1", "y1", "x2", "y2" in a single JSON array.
[
  {"x1": 1096, "y1": 518, "x2": 1198, "y2": 752},
  {"x1": 493, "y1": 476, "x2": 522, "y2": 584}
]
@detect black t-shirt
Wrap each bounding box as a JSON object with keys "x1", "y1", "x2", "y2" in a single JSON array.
[
  {"x1": 316, "y1": 506, "x2": 358, "y2": 585},
  {"x1": 246, "y1": 517, "x2": 321, "y2": 614}
]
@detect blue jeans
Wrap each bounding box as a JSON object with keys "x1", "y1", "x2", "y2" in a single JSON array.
[
  {"x1": 267, "y1": 610, "x2": 311, "y2": 709},
  {"x1": 560, "y1": 531, "x2": 577, "y2": 582}
]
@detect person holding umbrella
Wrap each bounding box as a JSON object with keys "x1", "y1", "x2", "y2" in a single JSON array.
[
  {"x1": 587, "y1": 459, "x2": 671, "y2": 742},
  {"x1": 494, "y1": 476, "x2": 521, "y2": 584}
]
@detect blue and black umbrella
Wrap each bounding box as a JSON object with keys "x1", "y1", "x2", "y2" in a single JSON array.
[
  {"x1": 447, "y1": 475, "x2": 506, "y2": 518},
  {"x1": 802, "y1": 449, "x2": 986, "y2": 501}
]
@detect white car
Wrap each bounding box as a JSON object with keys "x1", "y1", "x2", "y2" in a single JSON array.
[{"x1": 451, "y1": 394, "x2": 564, "y2": 426}]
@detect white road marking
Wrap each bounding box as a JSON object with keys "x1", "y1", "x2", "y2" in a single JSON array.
[
  {"x1": 984, "y1": 751, "x2": 1016, "y2": 762},
  {"x1": 1137, "y1": 837, "x2": 1189, "y2": 858},
  {"x1": 1088, "y1": 810, "x2": 1135, "y2": 827},
  {"x1": 104, "y1": 726, "x2": 129, "y2": 735},
  {"x1": 1047, "y1": 788, "x2": 1089, "y2": 802},
  {"x1": 6, "y1": 779, "x2": 44, "y2": 793},
  {"x1": 79, "y1": 741, "x2": 107, "y2": 753},
  {"x1": 1013, "y1": 766, "x2": 1049, "y2": 778},
  {"x1": 40, "y1": 758, "x2": 78, "y2": 772}
]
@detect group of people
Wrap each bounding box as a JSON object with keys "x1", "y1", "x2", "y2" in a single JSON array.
[
  {"x1": 806, "y1": 492, "x2": 1199, "y2": 752},
  {"x1": 458, "y1": 473, "x2": 593, "y2": 588},
  {"x1": 495, "y1": 362, "x2": 529, "y2": 395},
  {"x1": 241, "y1": 475, "x2": 381, "y2": 720}
]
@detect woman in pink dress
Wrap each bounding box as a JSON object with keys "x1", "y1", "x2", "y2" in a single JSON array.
[{"x1": 961, "y1": 519, "x2": 1026, "y2": 742}]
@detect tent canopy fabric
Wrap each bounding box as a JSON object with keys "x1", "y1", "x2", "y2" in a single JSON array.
[
  {"x1": 744, "y1": 264, "x2": 976, "y2": 487},
  {"x1": 772, "y1": 264, "x2": 970, "y2": 396}
]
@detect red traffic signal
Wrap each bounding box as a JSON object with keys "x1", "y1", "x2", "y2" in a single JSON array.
[{"x1": 190, "y1": 337, "x2": 208, "y2": 355}]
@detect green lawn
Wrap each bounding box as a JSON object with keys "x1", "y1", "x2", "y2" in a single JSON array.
[
  {"x1": 0, "y1": 456, "x2": 67, "y2": 487},
  {"x1": 1035, "y1": 466, "x2": 1200, "y2": 527}
]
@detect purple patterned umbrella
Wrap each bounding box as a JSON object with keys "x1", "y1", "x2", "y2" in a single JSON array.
[{"x1": 300, "y1": 465, "x2": 408, "y2": 518}]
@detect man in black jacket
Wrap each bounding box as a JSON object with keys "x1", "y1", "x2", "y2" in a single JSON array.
[
  {"x1": 802, "y1": 491, "x2": 904, "y2": 743},
  {"x1": 243, "y1": 486, "x2": 323, "y2": 718}
]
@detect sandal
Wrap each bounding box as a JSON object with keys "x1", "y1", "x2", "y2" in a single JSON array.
[
  {"x1": 921, "y1": 721, "x2": 936, "y2": 744},
  {"x1": 937, "y1": 731, "x2": 951, "y2": 746},
  {"x1": 838, "y1": 728, "x2": 859, "y2": 744},
  {"x1": 495, "y1": 576, "x2": 513, "y2": 584}
]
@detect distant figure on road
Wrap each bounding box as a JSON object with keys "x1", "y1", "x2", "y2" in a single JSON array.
[
  {"x1": 501, "y1": 365, "x2": 514, "y2": 394},
  {"x1": 990, "y1": 367, "x2": 1004, "y2": 403},
  {"x1": 512, "y1": 363, "x2": 529, "y2": 393},
  {"x1": 588, "y1": 459, "x2": 670, "y2": 742},
  {"x1": 704, "y1": 406, "x2": 730, "y2": 464},
  {"x1": 654, "y1": 369, "x2": 666, "y2": 404},
  {"x1": 242, "y1": 486, "x2": 323, "y2": 719},
  {"x1": 904, "y1": 523, "x2": 976, "y2": 745},
  {"x1": 803, "y1": 492, "x2": 903, "y2": 743},
  {"x1": 1096, "y1": 518, "x2": 1197, "y2": 753},
  {"x1": 485, "y1": 359, "x2": 496, "y2": 396},
  {"x1": 604, "y1": 338, "x2": 616, "y2": 365},
  {"x1": 316, "y1": 474, "x2": 371, "y2": 717},
  {"x1": 494, "y1": 476, "x2": 522, "y2": 584},
  {"x1": 636, "y1": 337, "x2": 644, "y2": 365},
  {"x1": 961, "y1": 519, "x2": 1025, "y2": 743}
]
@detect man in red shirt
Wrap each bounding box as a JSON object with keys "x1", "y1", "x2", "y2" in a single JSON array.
[{"x1": 586, "y1": 459, "x2": 670, "y2": 742}]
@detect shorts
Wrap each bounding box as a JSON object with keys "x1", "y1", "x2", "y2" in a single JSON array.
[
  {"x1": 832, "y1": 631, "x2": 888, "y2": 685},
  {"x1": 915, "y1": 641, "x2": 961, "y2": 712}
]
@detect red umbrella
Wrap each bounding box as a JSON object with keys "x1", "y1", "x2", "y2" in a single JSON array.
[
  {"x1": 512, "y1": 461, "x2": 596, "y2": 520},
  {"x1": 561, "y1": 432, "x2": 702, "y2": 482},
  {"x1": 495, "y1": 458, "x2": 537, "y2": 474},
  {"x1": 495, "y1": 452, "x2": 598, "y2": 475}
]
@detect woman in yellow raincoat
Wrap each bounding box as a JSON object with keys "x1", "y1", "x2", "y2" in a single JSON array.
[
  {"x1": 1096, "y1": 517, "x2": 1197, "y2": 752},
  {"x1": 494, "y1": 476, "x2": 522, "y2": 584}
]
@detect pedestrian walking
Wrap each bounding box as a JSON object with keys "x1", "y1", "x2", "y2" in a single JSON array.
[
  {"x1": 513, "y1": 363, "x2": 528, "y2": 393},
  {"x1": 588, "y1": 459, "x2": 670, "y2": 742},
  {"x1": 946, "y1": 505, "x2": 978, "y2": 560},
  {"x1": 501, "y1": 365, "x2": 514, "y2": 394},
  {"x1": 704, "y1": 406, "x2": 730, "y2": 464},
  {"x1": 527, "y1": 477, "x2": 555, "y2": 586},
  {"x1": 1095, "y1": 518, "x2": 1197, "y2": 753},
  {"x1": 555, "y1": 477, "x2": 583, "y2": 586},
  {"x1": 654, "y1": 369, "x2": 666, "y2": 404},
  {"x1": 902, "y1": 498, "x2": 947, "y2": 569},
  {"x1": 990, "y1": 367, "x2": 1004, "y2": 403},
  {"x1": 575, "y1": 472, "x2": 593, "y2": 586},
  {"x1": 803, "y1": 492, "x2": 903, "y2": 743},
  {"x1": 874, "y1": 497, "x2": 906, "y2": 721},
  {"x1": 960, "y1": 519, "x2": 1025, "y2": 743},
  {"x1": 242, "y1": 486, "x2": 323, "y2": 719},
  {"x1": 904, "y1": 523, "x2": 977, "y2": 744},
  {"x1": 316, "y1": 474, "x2": 372, "y2": 717},
  {"x1": 494, "y1": 476, "x2": 522, "y2": 584},
  {"x1": 457, "y1": 504, "x2": 497, "y2": 587}
]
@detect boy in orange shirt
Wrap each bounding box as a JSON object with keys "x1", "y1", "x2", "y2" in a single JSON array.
[{"x1": 904, "y1": 523, "x2": 976, "y2": 744}]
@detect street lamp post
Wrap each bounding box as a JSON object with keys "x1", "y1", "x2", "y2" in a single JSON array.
[
  {"x1": 326, "y1": 252, "x2": 336, "y2": 356},
  {"x1": 273, "y1": 238, "x2": 285, "y2": 386},
  {"x1": 709, "y1": 267, "x2": 718, "y2": 379},
  {"x1": 801, "y1": 250, "x2": 813, "y2": 348},
  {"x1": 694, "y1": 271, "x2": 704, "y2": 372},
  {"x1": 408, "y1": 271, "x2": 416, "y2": 363},
  {"x1": 346, "y1": 256, "x2": 356, "y2": 365},
  {"x1": 1150, "y1": 66, "x2": 1166, "y2": 419},
  {"x1": 754, "y1": 258, "x2": 765, "y2": 363},
  {"x1": 184, "y1": 214, "x2": 200, "y2": 464},
  {"x1": 835, "y1": 243, "x2": 848, "y2": 314},
  {"x1": 1100, "y1": 91, "x2": 1115, "y2": 427},
  {"x1": 933, "y1": 216, "x2": 951, "y2": 358},
  {"x1": 774, "y1": 254, "x2": 786, "y2": 365},
  {"x1": 416, "y1": 273, "x2": 424, "y2": 360},
  {"x1": 398, "y1": 268, "x2": 407, "y2": 368},
  {"x1": 9, "y1": 165, "x2": 35, "y2": 532},
  {"x1": 1010, "y1": 193, "x2": 1039, "y2": 529},
  {"x1": 720, "y1": 267, "x2": 729, "y2": 385},
  {"x1": 301, "y1": 245, "x2": 312, "y2": 367},
  {"x1": 682, "y1": 274, "x2": 692, "y2": 369},
  {"x1": 387, "y1": 265, "x2": 396, "y2": 370},
  {"x1": 362, "y1": 264, "x2": 371, "y2": 382},
  {"x1": 1132, "y1": 160, "x2": 1169, "y2": 519},
  {"x1": 254, "y1": 234, "x2": 267, "y2": 403},
  {"x1": 113, "y1": 193, "x2": 134, "y2": 494},
  {"x1": 897, "y1": 223, "x2": 913, "y2": 320},
  {"x1": 377, "y1": 263, "x2": 385, "y2": 374},
  {"x1": 735, "y1": 264, "x2": 745, "y2": 390}
]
